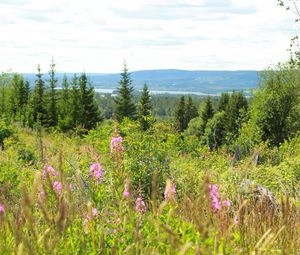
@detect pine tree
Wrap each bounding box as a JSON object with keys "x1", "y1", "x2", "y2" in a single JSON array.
[
  {"x1": 114, "y1": 63, "x2": 136, "y2": 122},
  {"x1": 185, "y1": 96, "x2": 198, "y2": 124},
  {"x1": 78, "y1": 73, "x2": 102, "y2": 130},
  {"x1": 47, "y1": 58, "x2": 58, "y2": 127},
  {"x1": 175, "y1": 96, "x2": 186, "y2": 132},
  {"x1": 138, "y1": 83, "x2": 153, "y2": 131},
  {"x1": 32, "y1": 65, "x2": 47, "y2": 125}
]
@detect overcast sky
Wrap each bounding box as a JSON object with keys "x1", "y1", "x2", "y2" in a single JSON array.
[{"x1": 0, "y1": 0, "x2": 297, "y2": 73}]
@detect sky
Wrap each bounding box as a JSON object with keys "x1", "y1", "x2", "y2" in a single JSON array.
[{"x1": 0, "y1": 0, "x2": 297, "y2": 73}]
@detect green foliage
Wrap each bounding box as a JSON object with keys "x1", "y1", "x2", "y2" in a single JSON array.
[
  {"x1": 175, "y1": 96, "x2": 186, "y2": 132},
  {"x1": 185, "y1": 96, "x2": 214, "y2": 138},
  {"x1": 0, "y1": 120, "x2": 13, "y2": 149},
  {"x1": 224, "y1": 92, "x2": 248, "y2": 141},
  {"x1": 244, "y1": 66, "x2": 300, "y2": 148},
  {"x1": 199, "y1": 96, "x2": 214, "y2": 134},
  {"x1": 78, "y1": 73, "x2": 103, "y2": 130},
  {"x1": 114, "y1": 63, "x2": 136, "y2": 122},
  {"x1": 202, "y1": 111, "x2": 226, "y2": 150},
  {"x1": 217, "y1": 92, "x2": 230, "y2": 111},
  {"x1": 138, "y1": 83, "x2": 154, "y2": 131},
  {"x1": 46, "y1": 58, "x2": 58, "y2": 127},
  {"x1": 32, "y1": 65, "x2": 47, "y2": 125},
  {"x1": 185, "y1": 96, "x2": 198, "y2": 124}
]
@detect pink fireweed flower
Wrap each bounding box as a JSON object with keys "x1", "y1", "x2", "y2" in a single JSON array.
[
  {"x1": 209, "y1": 184, "x2": 222, "y2": 212},
  {"x1": 110, "y1": 136, "x2": 123, "y2": 156},
  {"x1": 164, "y1": 179, "x2": 176, "y2": 201},
  {"x1": 92, "y1": 208, "x2": 98, "y2": 217},
  {"x1": 0, "y1": 203, "x2": 4, "y2": 214},
  {"x1": 89, "y1": 163, "x2": 104, "y2": 182},
  {"x1": 123, "y1": 182, "x2": 130, "y2": 197},
  {"x1": 53, "y1": 181, "x2": 62, "y2": 194},
  {"x1": 223, "y1": 200, "x2": 231, "y2": 207},
  {"x1": 43, "y1": 165, "x2": 57, "y2": 179},
  {"x1": 135, "y1": 196, "x2": 147, "y2": 214}
]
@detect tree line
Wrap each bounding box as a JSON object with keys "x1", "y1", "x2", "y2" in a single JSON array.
[
  {"x1": 0, "y1": 59, "x2": 101, "y2": 132},
  {"x1": 0, "y1": 61, "x2": 155, "y2": 132}
]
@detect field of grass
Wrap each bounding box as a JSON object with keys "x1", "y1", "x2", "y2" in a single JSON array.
[{"x1": 1, "y1": 120, "x2": 300, "y2": 254}]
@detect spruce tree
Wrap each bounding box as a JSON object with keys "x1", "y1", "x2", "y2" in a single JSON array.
[
  {"x1": 8, "y1": 74, "x2": 30, "y2": 121},
  {"x1": 47, "y1": 58, "x2": 58, "y2": 127},
  {"x1": 114, "y1": 63, "x2": 136, "y2": 122},
  {"x1": 8, "y1": 74, "x2": 20, "y2": 119},
  {"x1": 58, "y1": 74, "x2": 72, "y2": 131},
  {"x1": 138, "y1": 83, "x2": 153, "y2": 131},
  {"x1": 175, "y1": 96, "x2": 186, "y2": 132},
  {"x1": 217, "y1": 93, "x2": 230, "y2": 112},
  {"x1": 199, "y1": 96, "x2": 214, "y2": 135},
  {"x1": 78, "y1": 73, "x2": 102, "y2": 130},
  {"x1": 32, "y1": 65, "x2": 47, "y2": 125},
  {"x1": 185, "y1": 96, "x2": 198, "y2": 124},
  {"x1": 69, "y1": 74, "x2": 80, "y2": 128}
]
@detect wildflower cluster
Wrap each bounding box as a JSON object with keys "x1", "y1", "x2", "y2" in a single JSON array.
[
  {"x1": 89, "y1": 163, "x2": 104, "y2": 183},
  {"x1": 53, "y1": 181, "x2": 62, "y2": 194},
  {"x1": 135, "y1": 196, "x2": 147, "y2": 214},
  {"x1": 42, "y1": 165, "x2": 63, "y2": 195},
  {"x1": 43, "y1": 165, "x2": 57, "y2": 179},
  {"x1": 209, "y1": 184, "x2": 231, "y2": 212},
  {"x1": 110, "y1": 136, "x2": 123, "y2": 156}
]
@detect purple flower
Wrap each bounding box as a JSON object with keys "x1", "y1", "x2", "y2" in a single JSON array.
[
  {"x1": 92, "y1": 208, "x2": 98, "y2": 217},
  {"x1": 53, "y1": 181, "x2": 62, "y2": 194},
  {"x1": 209, "y1": 184, "x2": 222, "y2": 212},
  {"x1": 223, "y1": 200, "x2": 231, "y2": 207},
  {"x1": 43, "y1": 165, "x2": 57, "y2": 179},
  {"x1": 123, "y1": 183, "x2": 130, "y2": 197},
  {"x1": 0, "y1": 203, "x2": 4, "y2": 214},
  {"x1": 89, "y1": 163, "x2": 104, "y2": 182},
  {"x1": 135, "y1": 196, "x2": 147, "y2": 214},
  {"x1": 164, "y1": 180, "x2": 176, "y2": 201},
  {"x1": 110, "y1": 136, "x2": 123, "y2": 156}
]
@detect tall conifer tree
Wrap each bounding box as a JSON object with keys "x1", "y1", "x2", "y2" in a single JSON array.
[
  {"x1": 70, "y1": 74, "x2": 80, "y2": 128},
  {"x1": 185, "y1": 96, "x2": 198, "y2": 124},
  {"x1": 32, "y1": 65, "x2": 46, "y2": 125},
  {"x1": 78, "y1": 73, "x2": 102, "y2": 130},
  {"x1": 47, "y1": 58, "x2": 58, "y2": 127},
  {"x1": 198, "y1": 96, "x2": 214, "y2": 135},
  {"x1": 138, "y1": 83, "x2": 153, "y2": 131},
  {"x1": 114, "y1": 63, "x2": 136, "y2": 122},
  {"x1": 175, "y1": 96, "x2": 186, "y2": 132}
]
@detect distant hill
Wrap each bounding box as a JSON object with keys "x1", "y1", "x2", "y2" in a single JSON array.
[{"x1": 22, "y1": 69, "x2": 259, "y2": 95}]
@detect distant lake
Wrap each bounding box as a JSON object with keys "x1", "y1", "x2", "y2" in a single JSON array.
[{"x1": 94, "y1": 88, "x2": 219, "y2": 96}]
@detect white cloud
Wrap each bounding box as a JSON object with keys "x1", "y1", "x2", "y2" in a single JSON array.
[{"x1": 0, "y1": 0, "x2": 296, "y2": 73}]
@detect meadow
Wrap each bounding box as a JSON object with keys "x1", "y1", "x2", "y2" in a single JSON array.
[{"x1": 1, "y1": 117, "x2": 300, "y2": 254}]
